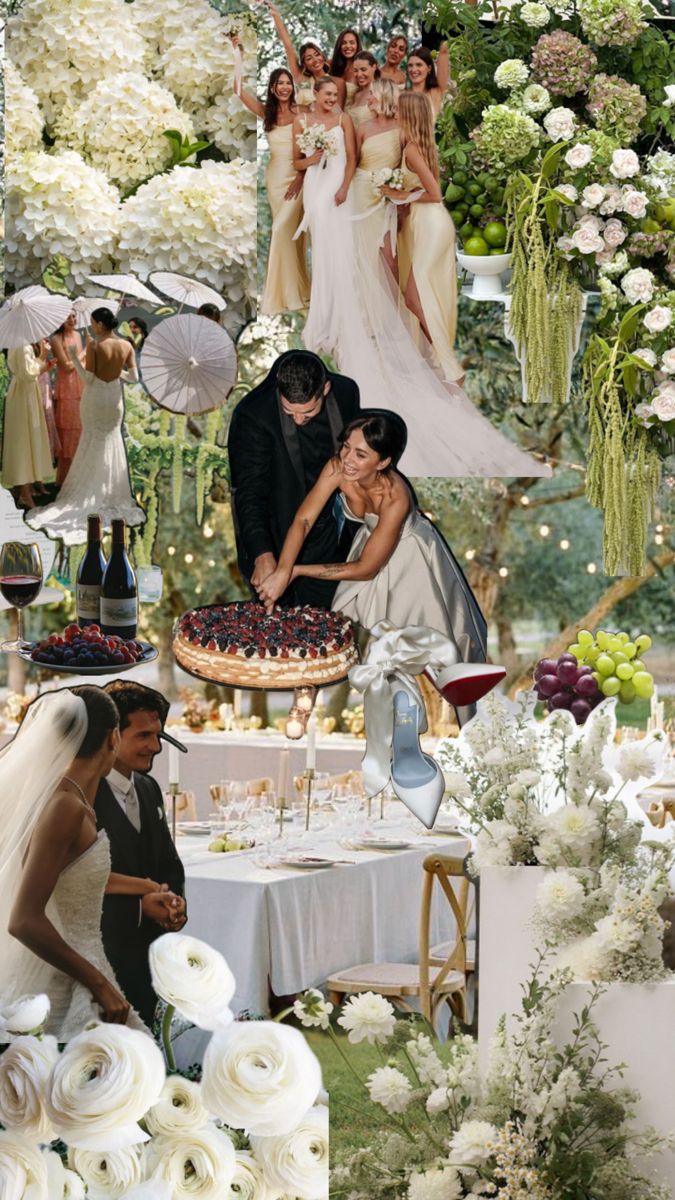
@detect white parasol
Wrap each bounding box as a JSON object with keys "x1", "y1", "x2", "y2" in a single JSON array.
[
  {"x1": 149, "y1": 272, "x2": 226, "y2": 313},
  {"x1": 71, "y1": 295, "x2": 120, "y2": 327},
  {"x1": 86, "y1": 273, "x2": 160, "y2": 305},
  {"x1": 140, "y1": 313, "x2": 237, "y2": 414},
  {"x1": 0, "y1": 291, "x2": 74, "y2": 349},
  {"x1": 0, "y1": 285, "x2": 51, "y2": 318}
]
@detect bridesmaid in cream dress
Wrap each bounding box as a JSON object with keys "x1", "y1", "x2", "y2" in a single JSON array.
[
  {"x1": 380, "y1": 34, "x2": 408, "y2": 89},
  {"x1": 385, "y1": 92, "x2": 462, "y2": 384},
  {"x1": 349, "y1": 52, "x2": 380, "y2": 131},
  {"x1": 232, "y1": 45, "x2": 310, "y2": 315},
  {"x1": 1, "y1": 343, "x2": 54, "y2": 507},
  {"x1": 268, "y1": 3, "x2": 346, "y2": 110},
  {"x1": 406, "y1": 42, "x2": 451, "y2": 120},
  {"x1": 330, "y1": 29, "x2": 361, "y2": 109},
  {"x1": 351, "y1": 79, "x2": 402, "y2": 279}
]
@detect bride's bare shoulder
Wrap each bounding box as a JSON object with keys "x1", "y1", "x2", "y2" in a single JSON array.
[{"x1": 41, "y1": 786, "x2": 88, "y2": 835}]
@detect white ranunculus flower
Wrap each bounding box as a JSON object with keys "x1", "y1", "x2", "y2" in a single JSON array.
[
  {"x1": 144, "y1": 1076, "x2": 210, "y2": 1137},
  {"x1": 337, "y1": 992, "x2": 397, "y2": 1045},
  {"x1": 4, "y1": 61, "x2": 44, "y2": 158},
  {"x1": 149, "y1": 933, "x2": 235, "y2": 1030},
  {"x1": 0, "y1": 993, "x2": 50, "y2": 1035},
  {"x1": 603, "y1": 219, "x2": 627, "y2": 248},
  {"x1": 661, "y1": 349, "x2": 675, "y2": 374},
  {"x1": 0, "y1": 1034, "x2": 59, "y2": 1141},
  {"x1": 494, "y1": 59, "x2": 529, "y2": 91},
  {"x1": 0, "y1": 1130, "x2": 48, "y2": 1200},
  {"x1": 537, "y1": 870, "x2": 586, "y2": 921},
  {"x1": 46, "y1": 1024, "x2": 165, "y2": 1151},
  {"x1": 426, "y1": 1086, "x2": 450, "y2": 1115},
  {"x1": 621, "y1": 268, "x2": 656, "y2": 305},
  {"x1": 644, "y1": 306, "x2": 673, "y2": 333},
  {"x1": 544, "y1": 106, "x2": 576, "y2": 143},
  {"x1": 521, "y1": 83, "x2": 551, "y2": 114},
  {"x1": 54, "y1": 74, "x2": 195, "y2": 190},
  {"x1": 229, "y1": 1150, "x2": 278, "y2": 1200},
  {"x1": 621, "y1": 188, "x2": 649, "y2": 218},
  {"x1": 571, "y1": 225, "x2": 605, "y2": 255},
  {"x1": 408, "y1": 1165, "x2": 463, "y2": 1200},
  {"x1": 68, "y1": 1147, "x2": 142, "y2": 1198},
  {"x1": 609, "y1": 149, "x2": 640, "y2": 179},
  {"x1": 251, "y1": 1106, "x2": 329, "y2": 1200},
  {"x1": 520, "y1": 2, "x2": 550, "y2": 26},
  {"x1": 292, "y1": 989, "x2": 333, "y2": 1030},
  {"x1": 202, "y1": 1021, "x2": 322, "y2": 1136},
  {"x1": 366, "y1": 1066, "x2": 413, "y2": 1113},
  {"x1": 564, "y1": 143, "x2": 593, "y2": 170},
  {"x1": 581, "y1": 183, "x2": 605, "y2": 208},
  {"x1": 448, "y1": 1119, "x2": 498, "y2": 1165},
  {"x1": 63, "y1": 1168, "x2": 87, "y2": 1200},
  {"x1": 44, "y1": 1149, "x2": 67, "y2": 1197},
  {"x1": 143, "y1": 1128, "x2": 236, "y2": 1199},
  {"x1": 117, "y1": 1184, "x2": 172, "y2": 1200}
]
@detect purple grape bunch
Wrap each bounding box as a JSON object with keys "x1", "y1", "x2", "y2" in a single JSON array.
[{"x1": 533, "y1": 653, "x2": 602, "y2": 725}]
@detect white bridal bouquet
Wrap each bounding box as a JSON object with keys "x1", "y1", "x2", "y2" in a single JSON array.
[
  {"x1": 0, "y1": 934, "x2": 328, "y2": 1200},
  {"x1": 296, "y1": 122, "x2": 338, "y2": 164},
  {"x1": 371, "y1": 167, "x2": 405, "y2": 191}
]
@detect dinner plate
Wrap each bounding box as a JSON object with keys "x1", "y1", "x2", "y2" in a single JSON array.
[
  {"x1": 353, "y1": 838, "x2": 413, "y2": 851},
  {"x1": 177, "y1": 822, "x2": 212, "y2": 835},
  {"x1": 277, "y1": 855, "x2": 336, "y2": 869},
  {"x1": 19, "y1": 641, "x2": 157, "y2": 676}
]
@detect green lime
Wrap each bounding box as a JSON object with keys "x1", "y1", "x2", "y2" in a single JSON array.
[
  {"x1": 483, "y1": 221, "x2": 508, "y2": 248},
  {"x1": 489, "y1": 247, "x2": 506, "y2": 255},
  {"x1": 469, "y1": 203, "x2": 484, "y2": 218},
  {"x1": 459, "y1": 222, "x2": 474, "y2": 240},
  {"x1": 444, "y1": 183, "x2": 465, "y2": 204},
  {"x1": 463, "y1": 235, "x2": 490, "y2": 256}
]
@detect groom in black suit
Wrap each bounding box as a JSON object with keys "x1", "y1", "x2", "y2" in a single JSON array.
[
  {"x1": 94, "y1": 681, "x2": 186, "y2": 1026},
  {"x1": 228, "y1": 350, "x2": 360, "y2": 608}
]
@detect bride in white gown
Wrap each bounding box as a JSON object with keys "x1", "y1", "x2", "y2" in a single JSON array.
[
  {"x1": 293, "y1": 79, "x2": 550, "y2": 479},
  {"x1": 27, "y1": 308, "x2": 145, "y2": 546},
  {"x1": 0, "y1": 688, "x2": 176, "y2": 1039}
]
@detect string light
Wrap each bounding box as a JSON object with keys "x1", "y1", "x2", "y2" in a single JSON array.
[
  {"x1": 208, "y1": 559, "x2": 216, "y2": 567},
  {"x1": 203, "y1": 524, "x2": 214, "y2": 539},
  {"x1": 498, "y1": 566, "x2": 509, "y2": 578},
  {"x1": 167, "y1": 546, "x2": 176, "y2": 556},
  {"x1": 520, "y1": 496, "x2": 530, "y2": 506},
  {"x1": 655, "y1": 533, "x2": 664, "y2": 545},
  {"x1": 185, "y1": 553, "x2": 194, "y2": 564},
  {"x1": 465, "y1": 548, "x2": 476, "y2": 561},
  {"x1": 656, "y1": 524, "x2": 664, "y2": 533},
  {"x1": 539, "y1": 524, "x2": 550, "y2": 537},
  {"x1": 587, "y1": 562, "x2": 597, "y2": 574},
  {"x1": 195, "y1": 585, "x2": 202, "y2": 594},
  {"x1": 559, "y1": 539, "x2": 570, "y2": 550}
]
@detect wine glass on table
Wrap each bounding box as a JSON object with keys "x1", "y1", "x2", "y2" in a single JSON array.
[{"x1": 0, "y1": 542, "x2": 43, "y2": 652}]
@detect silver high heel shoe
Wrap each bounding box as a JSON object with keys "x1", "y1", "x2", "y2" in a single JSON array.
[{"x1": 390, "y1": 690, "x2": 444, "y2": 829}]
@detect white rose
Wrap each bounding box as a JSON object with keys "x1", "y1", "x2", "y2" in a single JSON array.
[
  {"x1": 47, "y1": 1024, "x2": 165, "y2": 1150},
  {"x1": 68, "y1": 1146, "x2": 142, "y2": 1198},
  {"x1": 543, "y1": 107, "x2": 576, "y2": 143},
  {"x1": 0, "y1": 994, "x2": 50, "y2": 1036},
  {"x1": 448, "y1": 1119, "x2": 499, "y2": 1165},
  {"x1": 582, "y1": 184, "x2": 605, "y2": 208},
  {"x1": 634, "y1": 402, "x2": 656, "y2": 426},
  {"x1": 556, "y1": 184, "x2": 578, "y2": 202},
  {"x1": 661, "y1": 349, "x2": 675, "y2": 374},
  {"x1": 144, "y1": 1076, "x2": 210, "y2": 1137},
  {"x1": 603, "y1": 219, "x2": 627, "y2": 248},
  {"x1": 483, "y1": 746, "x2": 506, "y2": 766},
  {"x1": 621, "y1": 189, "x2": 649, "y2": 218},
  {"x1": 634, "y1": 347, "x2": 657, "y2": 368},
  {"x1": 228, "y1": 1151, "x2": 277, "y2": 1200},
  {"x1": 564, "y1": 143, "x2": 593, "y2": 170},
  {"x1": 644, "y1": 306, "x2": 673, "y2": 333},
  {"x1": 366, "y1": 1066, "x2": 413, "y2": 1113},
  {"x1": 337, "y1": 992, "x2": 396, "y2": 1045},
  {"x1": 663, "y1": 84, "x2": 675, "y2": 108},
  {"x1": 0, "y1": 1130, "x2": 47, "y2": 1200},
  {"x1": 0, "y1": 1034, "x2": 59, "y2": 1141},
  {"x1": 117, "y1": 1184, "x2": 172, "y2": 1200},
  {"x1": 149, "y1": 933, "x2": 235, "y2": 1030},
  {"x1": 201, "y1": 1021, "x2": 322, "y2": 1136},
  {"x1": 609, "y1": 149, "x2": 640, "y2": 179},
  {"x1": 557, "y1": 235, "x2": 575, "y2": 256},
  {"x1": 571, "y1": 226, "x2": 605, "y2": 255},
  {"x1": 251, "y1": 1105, "x2": 329, "y2": 1200},
  {"x1": 621, "y1": 268, "x2": 656, "y2": 304},
  {"x1": 143, "y1": 1128, "x2": 236, "y2": 1199},
  {"x1": 578, "y1": 213, "x2": 602, "y2": 232},
  {"x1": 653, "y1": 384, "x2": 675, "y2": 421},
  {"x1": 599, "y1": 185, "x2": 623, "y2": 215}
]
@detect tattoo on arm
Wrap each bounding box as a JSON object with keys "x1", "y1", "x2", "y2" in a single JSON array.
[{"x1": 317, "y1": 564, "x2": 348, "y2": 579}]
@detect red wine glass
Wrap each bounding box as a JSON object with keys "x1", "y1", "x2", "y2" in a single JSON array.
[{"x1": 0, "y1": 542, "x2": 43, "y2": 652}]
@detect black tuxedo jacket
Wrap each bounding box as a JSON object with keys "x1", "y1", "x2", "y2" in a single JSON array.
[
  {"x1": 94, "y1": 773, "x2": 185, "y2": 953},
  {"x1": 227, "y1": 351, "x2": 360, "y2": 586}
]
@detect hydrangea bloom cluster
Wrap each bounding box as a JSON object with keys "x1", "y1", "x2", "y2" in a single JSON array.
[
  {"x1": 470, "y1": 105, "x2": 541, "y2": 171},
  {"x1": 202, "y1": 93, "x2": 258, "y2": 162},
  {"x1": 158, "y1": 20, "x2": 242, "y2": 112},
  {"x1": 644, "y1": 150, "x2": 675, "y2": 198},
  {"x1": 494, "y1": 59, "x2": 530, "y2": 91},
  {"x1": 129, "y1": 0, "x2": 223, "y2": 54},
  {"x1": 530, "y1": 30, "x2": 598, "y2": 97},
  {"x1": 578, "y1": 0, "x2": 648, "y2": 47},
  {"x1": 53, "y1": 73, "x2": 195, "y2": 191},
  {"x1": 521, "y1": 83, "x2": 552, "y2": 116},
  {"x1": 4, "y1": 61, "x2": 43, "y2": 158},
  {"x1": 586, "y1": 74, "x2": 647, "y2": 145}
]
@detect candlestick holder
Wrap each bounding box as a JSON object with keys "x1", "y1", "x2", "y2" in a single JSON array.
[
  {"x1": 278, "y1": 792, "x2": 287, "y2": 838},
  {"x1": 303, "y1": 768, "x2": 315, "y2": 832},
  {"x1": 168, "y1": 782, "x2": 180, "y2": 841}
]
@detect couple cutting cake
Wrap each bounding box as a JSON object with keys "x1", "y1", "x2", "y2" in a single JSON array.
[{"x1": 228, "y1": 350, "x2": 504, "y2": 721}]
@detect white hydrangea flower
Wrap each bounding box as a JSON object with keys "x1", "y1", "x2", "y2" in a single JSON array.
[
  {"x1": 644, "y1": 149, "x2": 675, "y2": 197},
  {"x1": 6, "y1": 150, "x2": 120, "y2": 289},
  {"x1": 366, "y1": 1066, "x2": 413, "y2": 1114},
  {"x1": 544, "y1": 107, "x2": 576, "y2": 142},
  {"x1": 158, "y1": 15, "x2": 240, "y2": 112},
  {"x1": 448, "y1": 1120, "x2": 498, "y2": 1166},
  {"x1": 522, "y1": 83, "x2": 551, "y2": 114},
  {"x1": 6, "y1": 0, "x2": 148, "y2": 126},
  {"x1": 494, "y1": 59, "x2": 530, "y2": 91},
  {"x1": 408, "y1": 1165, "x2": 463, "y2": 1200},
  {"x1": 54, "y1": 73, "x2": 195, "y2": 190},
  {"x1": 201, "y1": 93, "x2": 257, "y2": 162},
  {"x1": 537, "y1": 870, "x2": 586, "y2": 922},
  {"x1": 337, "y1": 993, "x2": 396, "y2": 1045},
  {"x1": 520, "y1": 2, "x2": 551, "y2": 26},
  {"x1": 129, "y1": 0, "x2": 223, "y2": 55},
  {"x1": 4, "y1": 61, "x2": 44, "y2": 158}
]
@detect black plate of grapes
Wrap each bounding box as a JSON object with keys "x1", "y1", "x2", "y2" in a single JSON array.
[{"x1": 19, "y1": 623, "x2": 158, "y2": 675}]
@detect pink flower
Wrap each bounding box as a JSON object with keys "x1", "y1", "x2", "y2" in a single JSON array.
[
  {"x1": 661, "y1": 348, "x2": 675, "y2": 374},
  {"x1": 582, "y1": 184, "x2": 605, "y2": 208},
  {"x1": 634, "y1": 347, "x2": 657, "y2": 368},
  {"x1": 578, "y1": 212, "x2": 603, "y2": 232},
  {"x1": 565, "y1": 143, "x2": 593, "y2": 169},
  {"x1": 572, "y1": 225, "x2": 605, "y2": 254},
  {"x1": 621, "y1": 268, "x2": 656, "y2": 304},
  {"x1": 644, "y1": 306, "x2": 673, "y2": 333},
  {"x1": 603, "y1": 219, "x2": 627, "y2": 248},
  {"x1": 652, "y1": 382, "x2": 675, "y2": 421},
  {"x1": 622, "y1": 189, "x2": 648, "y2": 219},
  {"x1": 634, "y1": 402, "x2": 655, "y2": 426},
  {"x1": 595, "y1": 248, "x2": 615, "y2": 266},
  {"x1": 599, "y1": 186, "x2": 623, "y2": 215},
  {"x1": 610, "y1": 149, "x2": 640, "y2": 179}
]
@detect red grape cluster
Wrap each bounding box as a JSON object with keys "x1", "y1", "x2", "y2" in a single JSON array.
[
  {"x1": 30, "y1": 624, "x2": 145, "y2": 669},
  {"x1": 534, "y1": 652, "x2": 601, "y2": 725}
]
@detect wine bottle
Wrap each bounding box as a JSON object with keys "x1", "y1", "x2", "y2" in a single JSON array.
[
  {"x1": 76, "y1": 514, "x2": 106, "y2": 627},
  {"x1": 100, "y1": 520, "x2": 138, "y2": 639}
]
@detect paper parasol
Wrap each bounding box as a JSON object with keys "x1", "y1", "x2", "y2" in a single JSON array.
[
  {"x1": 0, "y1": 285, "x2": 51, "y2": 318},
  {"x1": 140, "y1": 314, "x2": 237, "y2": 414},
  {"x1": 0, "y1": 291, "x2": 73, "y2": 349},
  {"x1": 149, "y1": 272, "x2": 226, "y2": 312},
  {"x1": 71, "y1": 295, "x2": 120, "y2": 327},
  {"x1": 86, "y1": 273, "x2": 160, "y2": 305}
]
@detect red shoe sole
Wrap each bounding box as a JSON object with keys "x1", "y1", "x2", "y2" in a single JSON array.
[{"x1": 426, "y1": 669, "x2": 506, "y2": 708}]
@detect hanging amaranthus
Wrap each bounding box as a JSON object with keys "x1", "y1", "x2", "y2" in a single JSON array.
[{"x1": 172, "y1": 414, "x2": 188, "y2": 513}]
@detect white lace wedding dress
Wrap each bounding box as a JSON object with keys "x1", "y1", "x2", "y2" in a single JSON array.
[
  {"x1": 26, "y1": 353, "x2": 145, "y2": 546},
  {"x1": 298, "y1": 123, "x2": 550, "y2": 479},
  {"x1": 46, "y1": 831, "x2": 146, "y2": 1039}
]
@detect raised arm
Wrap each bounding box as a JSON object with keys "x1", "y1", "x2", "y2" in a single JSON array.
[
  {"x1": 229, "y1": 32, "x2": 265, "y2": 116},
  {"x1": 296, "y1": 486, "x2": 408, "y2": 583},
  {"x1": 268, "y1": 4, "x2": 302, "y2": 81},
  {"x1": 435, "y1": 41, "x2": 450, "y2": 93},
  {"x1": 335, "y1": 115, "x2": 357, "y2": 205},
  {"x1": 257, "y1": 458, "x2": 341, "y2": 608}
]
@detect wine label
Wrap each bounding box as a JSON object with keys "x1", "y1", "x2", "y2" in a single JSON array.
[
  {"x1": 100, "y1": 596, "x2": 138, "y2": 627},
  {"x1": 76, "y1": 583, "x2": 101, "y2": 622}
]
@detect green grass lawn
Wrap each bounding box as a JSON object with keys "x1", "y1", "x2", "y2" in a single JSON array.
[{"x1": 304, "y1": 1028, "x2": 386, "y2": 1159}]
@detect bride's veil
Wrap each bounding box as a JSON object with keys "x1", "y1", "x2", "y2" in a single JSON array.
[{"x1": 0, "y1": 689, "x2": 88, "y2": 1006}]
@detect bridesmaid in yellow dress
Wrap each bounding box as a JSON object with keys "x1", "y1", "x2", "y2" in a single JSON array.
[
  {"x1": 2, "y1": 344, "x2": 54, "y2": 507},
  {"x1": 349, "y1": 52, "x2": 380, "y2": 131},
  {"x1": 351, "y1": 79, "x2": 402, "y2": 279},
  {"x1": 232, "y1": 42, "x2": 310, "y2": 315},
  {"x1": 380, "y1": 34, "x2": 408, "y2": 89},
  {"x1": 382, "y1": 92, "x2": 462, "y2": 384},
  {"x1": 268, "y1": 4, "x2": 346, "y2": 110},
  {"x1": 330, "y1": 29, "x2": 361, "y2": 109},
  {"x1": 406, "y1": 42, "x2": 451, "y2": 120}
]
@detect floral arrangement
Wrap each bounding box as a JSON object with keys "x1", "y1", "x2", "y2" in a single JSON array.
[
  {"x1": 0, "y1": 933, "x2": 328, "y2": 1199},
  {"x1": 305, "y1": 976, "x2": 672, "y2": 1199},
  {"x1": 177, "y1": 687, "x2": 217, "y2": 731},
  {"x1": 296, "y1": 122, "x2": 338, "y2": 162}
]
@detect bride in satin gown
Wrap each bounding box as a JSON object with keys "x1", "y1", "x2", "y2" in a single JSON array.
[
  {"x1": 27, "y1": 308, "x2": 145, "y2": 546},
  {"x1": 293, "y1": 80, "x2": 550, "y2": 478},
  {"x1": 256, "y1": 413, "x2": 488, "y2": 674}
]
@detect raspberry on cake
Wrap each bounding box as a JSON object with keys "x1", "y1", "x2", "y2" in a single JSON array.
[{"x1": 172, "y1": 601, "x2": 359, "y2": 688}]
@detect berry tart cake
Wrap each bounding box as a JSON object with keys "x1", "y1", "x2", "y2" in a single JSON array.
[{"x1": 172, "y1": 602, "x2": 359, "y2": 687}]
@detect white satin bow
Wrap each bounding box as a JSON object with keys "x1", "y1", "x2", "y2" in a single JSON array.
[{"x1": 348, "y1": 621, "x2": 461, "y2": 798}]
